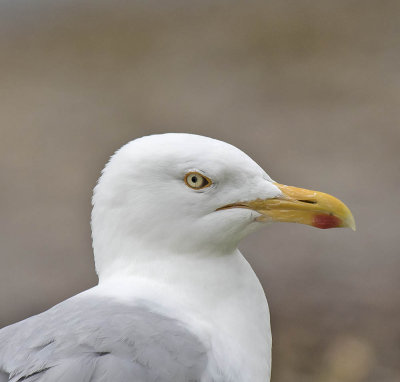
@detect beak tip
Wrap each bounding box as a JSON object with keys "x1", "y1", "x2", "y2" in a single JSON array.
[
  {"x1": 344, "y1": 209, "x2": 356, "y2": 231},
  {"x1": 348, "y1": 218, "x2": 356, "y2": 232}
]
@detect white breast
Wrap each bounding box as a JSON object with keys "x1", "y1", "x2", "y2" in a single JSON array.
[{"x1": 97, "y1": 249, "x2": 271, "y2": 382}]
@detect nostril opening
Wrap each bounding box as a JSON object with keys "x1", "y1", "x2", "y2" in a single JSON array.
[{"x1": 299, "y1": 199, "x2": 317, "y2": 204}]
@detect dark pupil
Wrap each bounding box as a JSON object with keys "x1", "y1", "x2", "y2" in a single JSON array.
[{"x1": 191, "y1": 176, "x2": 198, "y2": 184}]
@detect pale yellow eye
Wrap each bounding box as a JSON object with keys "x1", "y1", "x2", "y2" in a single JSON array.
[{"x1": 184, "y1": 172, "x2": 212, "y2": 190}]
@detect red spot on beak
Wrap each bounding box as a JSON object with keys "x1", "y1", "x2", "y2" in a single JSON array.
[{"x1": 312, "y1": 214, "x2": 342, "y2": 229}]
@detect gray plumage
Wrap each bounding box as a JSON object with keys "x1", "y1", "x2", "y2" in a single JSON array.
[{"x1": 0, "y1": 294, "x2": 209, "y2": 382}]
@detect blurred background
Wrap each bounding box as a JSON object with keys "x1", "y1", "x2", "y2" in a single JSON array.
[{"x1": 0, "y1": 1, "x2": 399, "y2": 381}]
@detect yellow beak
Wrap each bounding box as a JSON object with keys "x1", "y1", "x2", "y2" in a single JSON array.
[{"x1": 218, "y1": 183, "x2": 356, "y2": 230}]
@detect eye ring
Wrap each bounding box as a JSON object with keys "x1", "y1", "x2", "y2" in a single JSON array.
[{"x1": 184, "y1": 172, "x2": 212, "y2": 190}]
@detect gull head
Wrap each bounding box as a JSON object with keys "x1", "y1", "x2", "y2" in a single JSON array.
[{"x1": 92, "y1": 133, "x2": 355, "y2": 276}]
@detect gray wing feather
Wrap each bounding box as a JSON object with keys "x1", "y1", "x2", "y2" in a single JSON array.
[{"x1": 0, "y1": 293, "x2": 209, "y2": 382}]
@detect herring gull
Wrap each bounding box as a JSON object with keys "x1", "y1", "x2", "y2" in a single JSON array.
[{"x1": 0, "y1": 133, "x2": 355, "y2": 382}]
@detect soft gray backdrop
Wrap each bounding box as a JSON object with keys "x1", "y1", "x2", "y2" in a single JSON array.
[{"x1": 1, "y1": 1, "x2": 399, "y2": 381}]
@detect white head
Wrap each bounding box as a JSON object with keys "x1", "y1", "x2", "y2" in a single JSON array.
[{"x1": 92, "y1": 133, "x2": 354, "y2": 278}]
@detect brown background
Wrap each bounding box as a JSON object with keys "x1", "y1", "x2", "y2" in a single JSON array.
[{"x1": 1, "y1": 1, "x2": 399, "y2": 381}]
